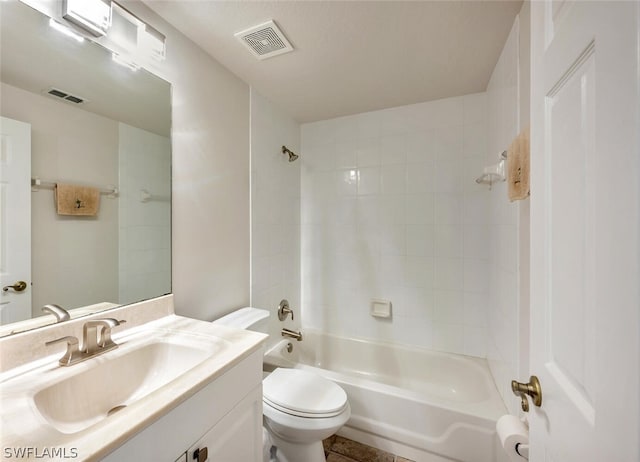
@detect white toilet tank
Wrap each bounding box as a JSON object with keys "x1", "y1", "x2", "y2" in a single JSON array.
[{"x1": 212, "y1": 307, "x2": 270, "y2": 334}]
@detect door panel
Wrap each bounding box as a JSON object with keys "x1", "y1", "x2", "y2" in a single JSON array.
[
  {"x1": 0, "y1": 116, "x2": 31, "y2": 324},
  {"x1": 530, "y1": 1, "x2": 639, "y2": 461},
  {"x1": 546, "y1": 43, "x2": 596, "y2": 420}
]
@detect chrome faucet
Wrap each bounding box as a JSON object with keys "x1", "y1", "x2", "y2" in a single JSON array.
[
  {"x1": 46, "y1": 318, "x2": 126, "y2": 366},
  {"x1": 82, "y1": 318, "x2": 124, "y2": 354},
  {"x1": 42, "y1": 304, "x2": 70, "y2": 322}
]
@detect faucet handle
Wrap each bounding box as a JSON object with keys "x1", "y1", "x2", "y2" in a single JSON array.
[
  {"x1": 45, "y1": 336, "x2": 81, "y2": 366},
  {"x1": 98, "y1": 319, "x2": 126, "y2": 348},
  {"x1": 84, "y1": 318, "x2": 125, "y2": 329},
  {"x1": 82, "y1": 318, "x2": 126, "y2": 353}
]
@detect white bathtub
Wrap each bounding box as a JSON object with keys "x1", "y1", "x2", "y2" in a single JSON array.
[{"x1": 264, "y1": 331, "x2": 506, "y2": 462}]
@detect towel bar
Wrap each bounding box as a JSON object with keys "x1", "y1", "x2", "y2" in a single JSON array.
[
  {"x1": 140, "y1": 189, "x2": 170, "y2": 203},
  {"x1": 31, "y1": 177, "x2": 118, "y2": 198}
]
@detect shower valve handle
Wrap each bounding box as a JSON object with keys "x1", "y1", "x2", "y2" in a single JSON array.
[{"x1": 278, "y1": 299, "x2": 294, "y2": 321}]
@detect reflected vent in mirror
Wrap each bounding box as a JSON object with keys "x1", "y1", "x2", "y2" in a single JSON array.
[{"x1": 46, "y1": 88, "x2": 86, "y2": 105}]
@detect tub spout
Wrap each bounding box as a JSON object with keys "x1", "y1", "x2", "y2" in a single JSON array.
[{"x1": 281, "y1": 328, "x2": 302, "y2": 341}]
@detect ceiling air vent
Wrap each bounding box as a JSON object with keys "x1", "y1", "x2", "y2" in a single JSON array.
[
  {"x1": 46, "y1": 87, "x2": 86, "y2": 104},
  {"x1": 235, "y1": 20, "x2": 293, "y2": 60}
]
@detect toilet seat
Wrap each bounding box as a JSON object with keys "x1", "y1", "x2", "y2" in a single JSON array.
[{"x1": 263, "y1": 368, "x2": 348, "y2": 418}]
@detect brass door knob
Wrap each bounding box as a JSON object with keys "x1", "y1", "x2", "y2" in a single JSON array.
[
  {"x1": 2, "y1": 281, "x2": 27, "y2": 292},
  {"x1": 511, "y1": 375, "x2": 542, "y2": 412}
]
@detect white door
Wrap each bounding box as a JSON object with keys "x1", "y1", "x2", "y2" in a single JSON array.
[
  {"x1": 530, "y1": 1, "x2": 639, "y2": 461},
  {"x1": 0, "y1": 117, "x2": 31, "y2": 324}
]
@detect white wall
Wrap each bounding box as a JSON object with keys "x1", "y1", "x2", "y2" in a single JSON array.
[
  {"x1": 485, "y1": 5, "x2": 530, "y2": 414},
  {"x1": 250, "y1": 90, "x2": 301, "y2": 342},
  {"x1": 118, "y1": 123, "x2": 171, "y2": 305},
  {"x1": 0, "y1": 82, "x2": 119, "y2": 315},
  {"x1": 300, "y1": 94, "x2": 491, "y2": 356},
  {"x1": 121, "y1": 2, "x2": 251, "y2": 320}
]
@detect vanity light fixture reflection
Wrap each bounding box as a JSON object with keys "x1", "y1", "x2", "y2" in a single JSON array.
[
  {"x1": 63, "y1": 0, "x2": 112, "y2": 37},
  {"x1": 111, "y1": 52, "x2": 139, "y2": 72},
  {"x1": 109, "y1": 2, "x2": 167, "y2": 63},
  {"x1": 48, "y1": 18, "x2": 85, "y2": 43},
  {"x1": 141, "y1": 25, "x2": 166, "y2": 62}
]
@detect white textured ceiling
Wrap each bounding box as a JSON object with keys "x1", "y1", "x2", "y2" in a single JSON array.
[{"x1": 144, "y1": 0, "x2": 522, "y2": 123}]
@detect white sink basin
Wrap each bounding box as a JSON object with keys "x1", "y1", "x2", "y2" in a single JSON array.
[
  {"x1": 33, "y1": 336, "x2": 219, "y2": 434},
  {"x1": 0, "y1": 314, "x2": 267, "y2": 461},
  {"x1": 1, "y1": 324, "x2": 230, "y2": 437}
]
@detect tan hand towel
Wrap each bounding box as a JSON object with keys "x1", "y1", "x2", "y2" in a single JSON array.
[
  {"x1": 54, "y1": 184, "x2": 100, "y2": 216},
  {"x1": 507, "y1": 126, "x2": 530, "y2": 202}
]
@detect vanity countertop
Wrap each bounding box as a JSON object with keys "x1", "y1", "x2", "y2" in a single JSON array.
[{"x1": 0, "y1": 314, "x2": 266, "y2": 461}]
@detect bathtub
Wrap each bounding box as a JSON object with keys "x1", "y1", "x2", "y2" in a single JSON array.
[{"x1": 264, "y1": 330, "x2": 506, "y2": 462}]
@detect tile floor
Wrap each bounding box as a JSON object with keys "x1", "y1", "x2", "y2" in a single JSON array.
[{"x1": 323, "y1": 435, "x2": 415, "y2": 462}]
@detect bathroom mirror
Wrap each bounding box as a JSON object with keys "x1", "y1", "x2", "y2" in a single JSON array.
[{"x1": 0, "y1": 1, "x2": 172, "y2": 336}]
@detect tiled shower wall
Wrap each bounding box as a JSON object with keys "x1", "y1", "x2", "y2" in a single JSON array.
[
  {"x1": 118, "y1": 123, "x2": 171, "y2": 305},
  {"x1": 250, "y1": 90, "x2": 301, "y2": 342},
  {"x1": 486, "y1": 13, "x2": 528, "y2": 414},
  {"x1": 300, "y1": 94, "x2": 491, "y2": 357}
]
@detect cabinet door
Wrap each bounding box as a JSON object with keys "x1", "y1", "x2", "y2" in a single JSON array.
[{"x1": 188, "y1": 386, "x2": 262, "y2": 462}]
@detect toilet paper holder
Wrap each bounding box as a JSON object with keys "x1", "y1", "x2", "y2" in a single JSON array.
[
  {"x1": 515, "y1": 443, "x2": 529, "y2": 459},
  {"x1": 511, "y1": 375, "x2": 542, "y2": 412}
]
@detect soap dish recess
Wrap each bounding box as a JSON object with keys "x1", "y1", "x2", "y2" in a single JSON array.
[{"x1": 370, "y1": 299, "x2": 391, "y2": 318}]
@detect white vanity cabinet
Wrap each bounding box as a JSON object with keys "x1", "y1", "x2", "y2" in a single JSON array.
[
  {"x1": 186, "y1": 387, "x2": 263, "y2": 462},
  {"x1": 102, "y1": 349, "x2": 263, "y2": 462}
]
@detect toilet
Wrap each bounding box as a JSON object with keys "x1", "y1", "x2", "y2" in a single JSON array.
[{"x1": 213, "y1": 308, "x2": 351, "y2": 462}]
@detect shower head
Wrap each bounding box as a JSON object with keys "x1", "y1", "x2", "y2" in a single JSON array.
[{"x1": 282, "y1": 146, "x2": 299, "y2": 162}]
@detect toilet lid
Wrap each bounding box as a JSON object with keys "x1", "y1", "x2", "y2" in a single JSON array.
[{"x1": 263, "y1": 368, "x2": 347, "y2": 417}]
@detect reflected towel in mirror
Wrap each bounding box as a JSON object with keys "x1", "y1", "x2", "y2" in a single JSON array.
[{"x1": 54, "y1": 183, "x2": 100, "y2": 216}]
